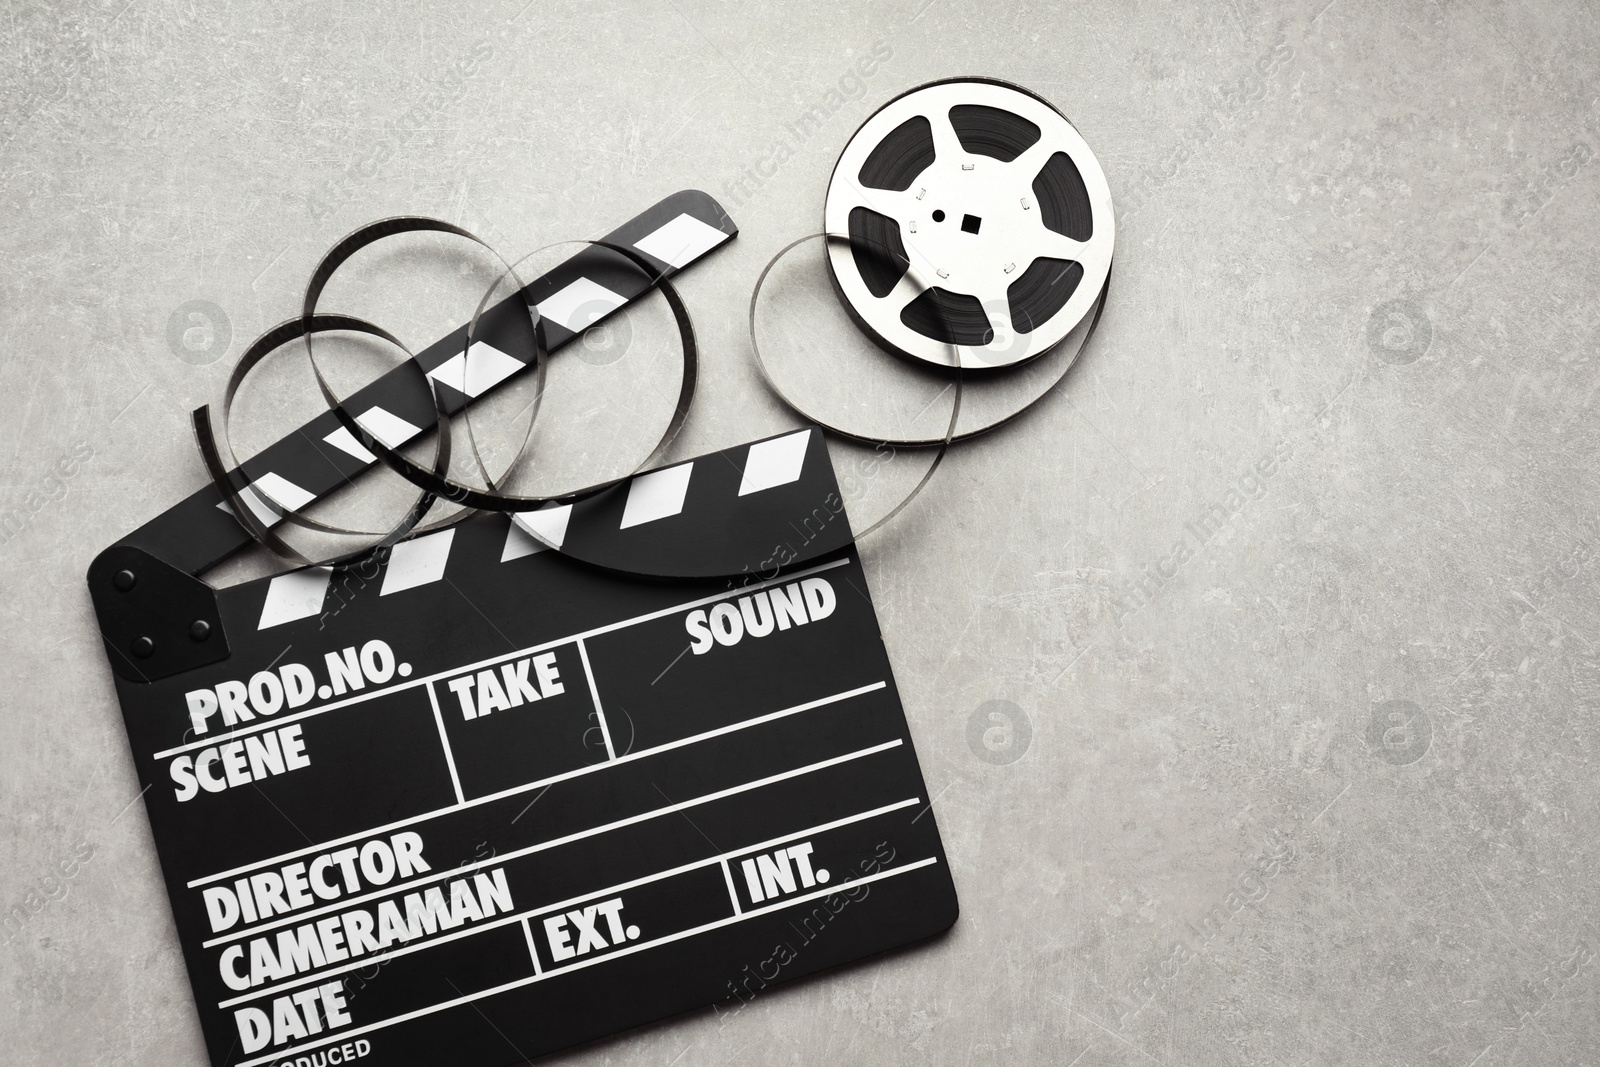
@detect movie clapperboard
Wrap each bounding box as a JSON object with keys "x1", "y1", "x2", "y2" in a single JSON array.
[{"x1": 89, "y1": 191, "x2": 959, "y2": 1067}]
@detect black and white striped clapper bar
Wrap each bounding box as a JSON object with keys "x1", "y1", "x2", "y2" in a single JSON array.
[{"x1": 88, "y1": 191, "x2": 958, "y2": 1067}]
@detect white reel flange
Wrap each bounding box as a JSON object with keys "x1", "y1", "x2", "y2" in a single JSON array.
[{"x1": 824, "y1": 78, "x2": 1115, "y2": 371}]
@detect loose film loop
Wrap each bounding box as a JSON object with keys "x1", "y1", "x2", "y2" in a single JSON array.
[
  {"x1": 192, "y1": 312, "x2": 455, "y2": 570},
  {"x1": 194, "y1": 216, "x2": 546, "y2": 569},
  {"x1": 300, "y1": 234, "x2": 695, "y2": 514},
  {"x1": 198, "y1": 216, "x2": 710, "y2": 576},
  {"x1": 194, "y1": 209, "x2": 725, "y2": 581},
  {"x1": 458, "y1": 238, "x2": 700, "y2": 512},
  {"x1": 298, "y1": 215, "x2": 550, "y2": 515},
  {"x1": 748, "y1": 232, "x2": 962, "y2": 541}
]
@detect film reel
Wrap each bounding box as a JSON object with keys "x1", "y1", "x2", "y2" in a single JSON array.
[{"x1": 824, "y1": 77, "x2": 1114, "y2": 371}]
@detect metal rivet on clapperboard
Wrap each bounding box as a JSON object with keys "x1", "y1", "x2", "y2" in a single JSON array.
[
  {"x1": 131, "y1": 636, "x2": 155, "y2": 658},
  {"x1": 188, "y1": 620, "x2": 211, "y2": 642},
  {"x1": 113, "y1": 569, "x2": 136, "y2": 591}
]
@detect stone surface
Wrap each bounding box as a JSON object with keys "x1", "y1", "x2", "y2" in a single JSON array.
[{"x1": 3, "y1": 1, "x2": 1599, "y2": 1064}]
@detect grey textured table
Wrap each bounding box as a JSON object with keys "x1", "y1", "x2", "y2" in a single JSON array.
[{"x1": 4, "y1": 1, "x2": 1599, "y2": 1064}]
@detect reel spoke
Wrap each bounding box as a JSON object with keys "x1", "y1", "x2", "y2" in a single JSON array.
[
  {"x1": 1008, "y1": 138, "x2": 1058, "y2": 188},
  {"x1": 880, "y1": 267, "x2": 928, "y2": 315},
  {"x1": 927, "y1": 108, "x2": 969, "y2": 167},
  {"x1": 842, "y1": 179, "x2": 916, "y2": 223},
  {"x1": 976, "y1": 296, "x2": 1018, "y2": 360},
  {"x1": 1039, "y1": 230, "x2": 1093, "y2": 263}
]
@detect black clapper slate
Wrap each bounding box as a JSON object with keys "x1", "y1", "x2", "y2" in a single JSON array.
[
  {"x1": 89, "y1": 194, "x2": 958, "y2": 1067},
  {"x1": 110, "y1": 437, "x2": 958, "y2": 1067}
]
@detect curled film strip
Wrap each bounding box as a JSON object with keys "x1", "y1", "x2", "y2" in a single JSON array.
[
  {"x1": 194, "y1": 218, "x2": 712, "y2": 579},
  {"x1": 197, "y1": 77, "x2": 1113, "y2": 587}
]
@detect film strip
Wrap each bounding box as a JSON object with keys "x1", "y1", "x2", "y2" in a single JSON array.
[{"x1": 119, "y1": 191, "x2": 736, "y2": 580}]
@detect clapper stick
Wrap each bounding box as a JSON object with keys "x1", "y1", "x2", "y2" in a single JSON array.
[{"x1": 123, "y1": 191, "x2": 737, "y2": 578}]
